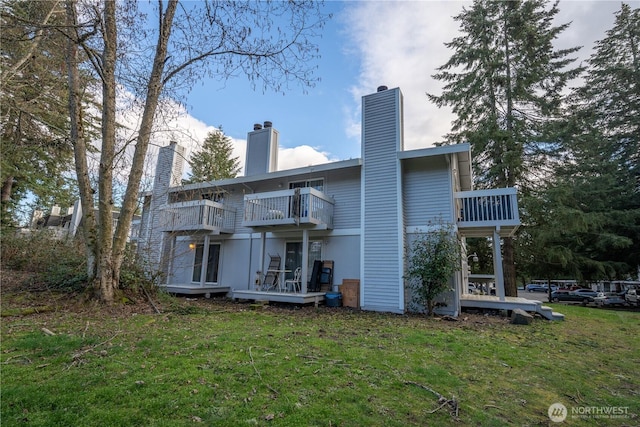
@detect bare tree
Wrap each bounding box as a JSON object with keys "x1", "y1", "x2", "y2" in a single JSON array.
[{"x1": 63, "y1": 0, "x2": 330, "y2": 303}]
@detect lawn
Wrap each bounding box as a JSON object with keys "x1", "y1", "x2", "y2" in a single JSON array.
[{"x1": 1, "y1": 287, "x2": 639, "y2": 426}]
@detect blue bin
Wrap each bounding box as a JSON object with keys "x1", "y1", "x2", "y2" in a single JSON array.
[{"x1": 325, "y1": 292, "x2": 342, "y2": 307}]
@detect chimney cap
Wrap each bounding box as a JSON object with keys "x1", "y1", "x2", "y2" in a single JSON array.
[
  {"x1": 263, "y1": 121, "x2": 272, "y2": 128},
  {"x1": 253, "y1": 123, "x2": 262, "y2": 131},
  {"x1": 377, "y1": 85, "x2": 388, "y2": 92}
]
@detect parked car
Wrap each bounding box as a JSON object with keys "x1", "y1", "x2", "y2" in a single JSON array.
[
  {"x1": 551, "y1": 290, "x2": 595, "y2": 305},
  {"x1": 625, "y1": 289, "x2": 640, "y2": 306},
  {"x1": 570, "y1": 288, "x2": 599, "y2": 298},
  {"x1": 594, "y1": 292, "x2": 627, "y2": 307},
  {"x1": 526, "y1": 284, "x2": 557, "y2": 292}
]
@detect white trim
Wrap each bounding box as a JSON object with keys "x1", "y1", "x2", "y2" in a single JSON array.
[{"x1": 395, "y1": 91, "x2": 405, "y2": 312}]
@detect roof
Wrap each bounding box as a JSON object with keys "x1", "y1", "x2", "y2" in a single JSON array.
[
  {"x1": 174, "y1": 158, "x2": 362, "y2": 193},
  {"x1": 168, "y1": 143, "x2": 472, "y2": 193}
]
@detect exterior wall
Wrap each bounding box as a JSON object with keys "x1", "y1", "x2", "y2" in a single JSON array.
[
  {"x1": 402, "y1": 157, "x2": 454, "y2": 227},
  {"x1": 360, "y1": 87, "x2": 405, "y2": 313},
  {"x1": 326, "y1": 167, "x2": 361, "y2": 230},
  {"x1": 322, "y1": 234, "x2": 360, "y2": 289}
]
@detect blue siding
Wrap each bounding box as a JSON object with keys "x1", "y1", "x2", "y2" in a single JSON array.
[
  {"x1": 361, "y1": 88, "x2": 404, "y2": 312},
  {"x1": 402, "y1": 157, "x2": 454, "y2": 226}
]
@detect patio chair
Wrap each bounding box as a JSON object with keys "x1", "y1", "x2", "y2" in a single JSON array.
[
  {"x1": 319, "y1": 260, "x2": 334, "y2": 292},
  {"x1": 262, "y1": 254, "x2": 281, "y2": 291},
  {"x1": 284, "y1": 267, "x2": 302, "y2": 293},
  {"x1": 308, "y1": 260, "x2": 323, "y2": 292}
]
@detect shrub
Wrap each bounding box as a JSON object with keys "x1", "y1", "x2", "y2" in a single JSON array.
[
  {"x1": 1, "y1": 230, "x2": 86, "y2": 291},
  {"x1": 405, "y1": 222, "x2": 461, "y2": 316}
]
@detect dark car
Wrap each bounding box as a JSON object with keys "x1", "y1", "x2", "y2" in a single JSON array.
[
  {"x1": 526, "y1": 284, "x2": 557, "y2": 292},
  {"x1": 594, "y1": 292, "x2": 627, "y2": 307},
  {"x1": 570, "y1": 288, "x2": 599, "y2": 298},
  {"x1": 551, "y1": 290, "x2": 595, "y2": 305}
]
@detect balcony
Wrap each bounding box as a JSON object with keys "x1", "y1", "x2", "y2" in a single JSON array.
[
  {"x1": 160, "y1": 200, "x2": 236, "y2": 233},
  {"x1": 243, "y1": 188, "x2": 334, "y2": 229},
  {"x1": 456, "y1": 188, "x2": 520, "y2": 237}
]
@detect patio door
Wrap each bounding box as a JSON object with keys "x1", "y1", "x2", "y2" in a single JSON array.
[
  {"x1": 192, "y1": 242, "x2": 221, "y2": 284},
  {"x1": 285, "y1": 241, "x2": 322, "y2": 281}
]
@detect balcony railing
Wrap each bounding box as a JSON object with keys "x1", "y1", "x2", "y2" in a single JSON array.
[
  {"x1": 455, "y1": 188, "x2": 520, "y2": 236},
  {"x1": 243, "y1": 187, "x2": 334, "y2": 229},
  {"x1": 160, "y1": 200, "x2": 236, "y2": 233}
]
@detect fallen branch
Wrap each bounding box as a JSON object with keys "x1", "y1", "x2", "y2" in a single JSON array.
[
  {"x1": 41, "y1": 327, "x2": 56, "y2": 336},
  {"x1": 65, "y1": 333, "x2": 120, "y2": 370},
  {"x1": 141, "y1": 286, "x2": 161, "y2": 314},
  {"x1": 405, "y1": 381, "x2": 459, "y2": 417},
  {"x1": 248, "y1": 346, "x2": 280, "y2": 398}
]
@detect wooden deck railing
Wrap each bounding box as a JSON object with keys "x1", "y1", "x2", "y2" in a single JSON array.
[
  {"x1": 243, "y1": 188, "x2": 334, "y2": 228},
  {"x1": 160, "y1": 200, "x2": 236, "y2": 233},
  {"x1": 455, "y1": 188, "x2": 520, "y2": 236}
]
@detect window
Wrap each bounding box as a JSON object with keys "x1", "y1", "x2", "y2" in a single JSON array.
[
  {"x1": 192, "y1": 243, "x2": 221, "y2": 283},
  {"x1": 284, "y1": 241, "x2": 323, "y2": 281},
  {"x1": 289, "y1": 179, "x2": 324, "y2": 192},
  {"x1": 201, "y1": 192, "x2": 225, "y2": 203}
]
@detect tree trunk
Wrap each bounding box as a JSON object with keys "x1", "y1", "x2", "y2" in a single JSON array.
[
  {"x1": 95, "y1": 0, "x2": 118, "y2": 303},
  {"x1": 503, "y1": 237, "x2": 517, "y2": 297},
  {"x1": 112, "y1": 0, "x2": 178, "y2": 276},
  {"x1": 426, "y1": 299, "x2": 435, "y2": 317},
  {"x1": 65, "y1": 0, "x2": 97, "y2": 281},
  {"x1": 1, "y1": 176, "x2": 13, "y2": 203}
]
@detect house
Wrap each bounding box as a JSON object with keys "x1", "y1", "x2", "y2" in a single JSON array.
[
  {"x1": 31, "y1": 201, "x2": 141, "y2": 242},
  {"x1": 137, "y1": 86, "x2": 559, "y2": 319}
]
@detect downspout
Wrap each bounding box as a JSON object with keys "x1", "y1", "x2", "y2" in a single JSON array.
[{"x1": 247, "y1": 232, "x2": 253, "y2": 290}]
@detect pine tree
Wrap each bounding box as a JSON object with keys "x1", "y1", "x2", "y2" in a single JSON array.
[
  {"x1": 184, "y1": 128, "x2": 241, "y2": 184},
  {"x1": 525, "y1": 3, "x2": 640, "y2": 281},
  {"x1": 428, "y1": 0, "x2": 581, "y2": 294},
  {"x1": 0, "y1": 1, "x2": 84, "y2": 226}
]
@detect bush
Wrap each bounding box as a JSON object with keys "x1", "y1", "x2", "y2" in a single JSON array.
[
  {"x1": 405, "y1": 222, "x2": 461, "y2": 316},
  {"x1": 119, "y1": 246, "x2": 161, "y2": 293},
  {"x1": 1, "y1": 230, "x2": 87, "y2": 291},
  {"x1": 1, "y1": 230, "x2": 158, "y2": 294}
]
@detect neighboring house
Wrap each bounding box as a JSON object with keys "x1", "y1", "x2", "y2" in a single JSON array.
[
  {"x1": 137, "y1": 87, "x2": 546, "y2": 317},
  {"x1": 32, "y1": 201, "x2": 141, "y2": 242},
  {"x1": 32, "y1": 205, "x2": 76, "y2": 238}
]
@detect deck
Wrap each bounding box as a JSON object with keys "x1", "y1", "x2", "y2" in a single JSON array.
[
  {"x1": 232, "y1": 290, "x2": 326, "y2": 305},
  {"x1": 159, "y1": 285, "x2": 231, "y2": 298},
  {"x1": 461, "y1": 294, "x2": 564, "y2": 321}
]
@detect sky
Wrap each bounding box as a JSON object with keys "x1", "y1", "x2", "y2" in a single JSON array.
[{"x1": 147, "y1": 1, "x2": 638, "y2": 177}]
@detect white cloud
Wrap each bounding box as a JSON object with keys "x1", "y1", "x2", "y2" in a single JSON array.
[
  {"x1": 126, "y1": 98, "x2": 332, "y2": 182},
  {"x1": 277, "y1": 145, "x2": 335, "y2": 171},
  {"x1": 343, "y1": 1, "x2": 468, "y2": 149},
  {"x1": 341, "y1": 0, "x2": 638, "y2": 150}
]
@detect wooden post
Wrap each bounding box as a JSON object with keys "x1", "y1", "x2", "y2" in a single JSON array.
[
  {"x1": 493, "y1": 229, "x2": 505, "y2": 301},
  {"x1": 301, "y1": 229, "x2": 309, "y2": 293}
]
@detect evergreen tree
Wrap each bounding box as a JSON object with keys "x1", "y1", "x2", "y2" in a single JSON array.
[
  {"x1": 0, "y1": 1, "x2": 83, "y2": 227},
  {"x1": 524, "y1": 3, "x2": 640, "y2": 281},
  {"x1": 428, "y1": 0, "x2": 581, "y2": 295},
  {"x1": 184, "y1": 128, "x2": 241, "y2": 184}
]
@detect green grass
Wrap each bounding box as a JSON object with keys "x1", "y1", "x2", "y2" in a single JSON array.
[{"x1": 1, "y1": 301, "x2": 639, "y2": 426}]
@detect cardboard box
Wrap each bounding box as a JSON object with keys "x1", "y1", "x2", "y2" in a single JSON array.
[{"x1": 340, "y1": 279, "x2": 360, "y2": 308}]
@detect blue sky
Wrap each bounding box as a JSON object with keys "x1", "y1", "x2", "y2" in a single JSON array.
[{"x1": 146, "y1": 1, "x2": 638, "y2": 176}]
